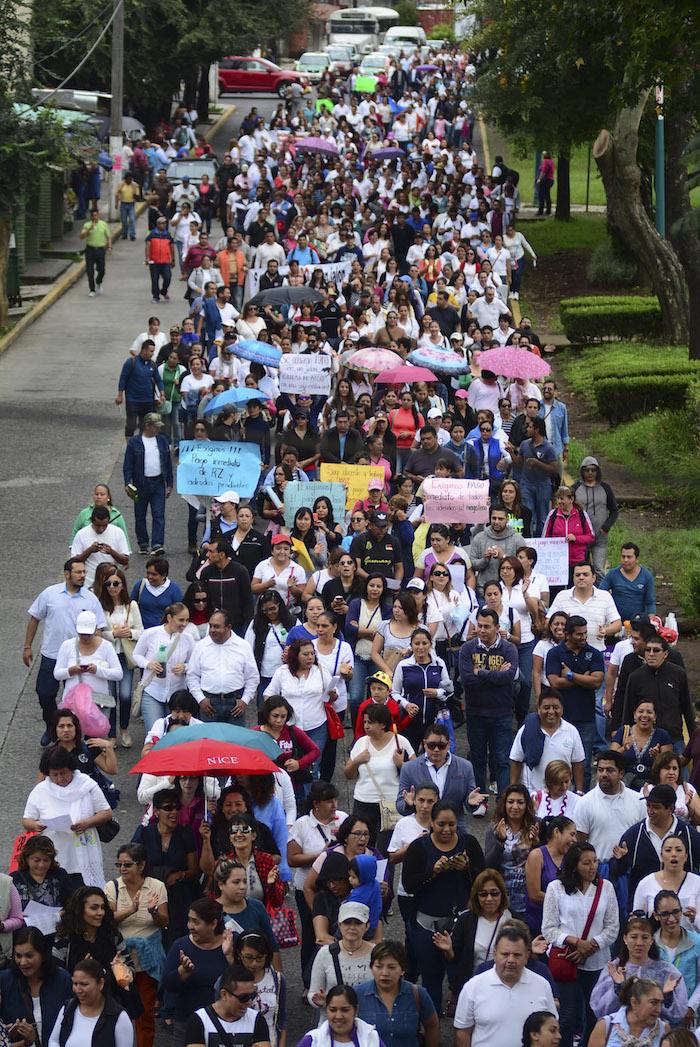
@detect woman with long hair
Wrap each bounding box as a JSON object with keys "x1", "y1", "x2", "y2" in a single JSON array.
[
  {"x1": 345, "y1": 704, "x2": 414, "y2": 850},
  {"x1": 524, "y1": 816, "x2": 578, "y2": 935},
  {"x1": 256, "y1": 697, "x2": 320, "y2": 813},
  {"x1": 633, "y1": 835, "x2": 700, "y2": 929},
  {"x1": 313, "y1": 495, "x2": 343, "y2": 551},
  {"x1": 639, "y1": 753, "x2": 700, "y2": 823},
  {"x1": 43, "y1": 708, "x2": 117, "y2": 781},
  {"x1": 245, "y1": 591, "x2": 298, "y2": 707},
  {"x1": 497, "y1": 479, "x2": 532, "y2": 539},
  {"x1": 320, "y1": 552, "x2": 357, "y2": 636},
  {"x1": 0, "y1": 927, "x2": 72, "y2": 1047},
  {"x1": 70, "y1": 483, "x2": 130, "y2": 548},
  {"x1": 532, "y1": 612, "x2": 568, "y2": 701},
  {"x1": 425, "y1": 560, "x2": 473, "y2": 660},
  {"x1": 314, "y1": 611, "x2": 354, "y2": 781},
  {"x1": 182, "y1": 582, "x2": 212, "y2": 639},
  {"x1": 11, "y1": 836, "x2": 78, "y2": 918},
  {"x1": 234, "y1": 930, "x2": 287, "y2": 1046},
  {"x1": 235, "y1": 773, "x2": 293, "y2": 876},
  {"x1": 611, "y1": 699, "x2": 674, "y2": 791},
  {"x1": 323, "y1": 378, "x2": 356, "y2": 430},
  {"x1": 345, "y1": 573, "x2": 392, "y2": 730},
  {"x1": 291, "y1": 507, "x2": 328, "y2": 571},
  {"x1": 100, "y1": 566, "x2": 143, "y2": 746},
  {"x1": 542, "y1": 843, "x2": 620, "y2": 1047},
  {"x1": 264, "y1": 639, "x2": 332, "y2": 776},
  {"x1": 498, "y1": 554, "x2": 541, "y2": 725},
  {"x1": 653, "y1": 890, "x2": 700, "y2": 1029},
  {"x1": 370, "y1": 592, "x2": 419, "y2": 678},
  {"x1": 484, "y1": 784, "x2": 540, "y2": 921}
]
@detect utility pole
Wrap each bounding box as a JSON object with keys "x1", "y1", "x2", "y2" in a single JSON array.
[
  {"x1": 654, "y1": 81, "x2": 665, "y2": 237},
  {"x1": 108, "y1": 0, "x2": 124, "y2": 223}
]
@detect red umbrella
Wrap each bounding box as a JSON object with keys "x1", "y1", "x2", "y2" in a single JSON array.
[
  {"x1": 375, "y1": 364, "x2": 438, "y2": 384},
  {"x1": 128, "y1": 740, "x2": 279, "y2": 777},
  {"x1": 477, "y1": 347, "x2": 552, "y2": 380}
]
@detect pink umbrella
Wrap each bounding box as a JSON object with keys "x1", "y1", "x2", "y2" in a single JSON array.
[
  {"x1": 477, "y1": 347, "x2": 552, "y2": 380},
  {"x1": 375, "y1": 364, "x2": 438, "y2": 384},
  {"x1": 344, "y1": 347, "x2": 402, "y2": 374}
]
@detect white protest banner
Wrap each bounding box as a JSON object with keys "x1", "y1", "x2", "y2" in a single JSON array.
[
  {"x1": 246, "y1": 260, "x2": 352, "y2": 301},
  {"x1": 177, "y1": 441, "x2": 261, "y2": 499},
  {"x1": 279, "y1": 353, "x2": 332, "y2": 396},
  {"x1": 320, "y1": 463, "x2": 387, "y2": 508},
  {"x1": 526, "y1": 537, "x2": 570, "y2": 586},
  {"x1": 284, "y1": 481, "x2": 347, "y2": 526},
  {"x1": 422, "y1": 478, "x2": 490, "y2": 523}
]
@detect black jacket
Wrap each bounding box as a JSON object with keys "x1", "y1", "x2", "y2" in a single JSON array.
[
  {"x1": 229, "y1": 528, "x2": 271, "y2": 582},
  {"x1": 621, "y1": 660, "x2": 693, "y2": 742},
  {"x1": 612, "y1": 816, "x2": 700, "y2": 897},
  {"x1": 200, "y1": 558, "x2": 254, "y2": 629},
  {"x1": 320, "y1": 426, "x2": 365, "y2": 465},
  {"x1": 612, "y1": 648, "x2": 685, "y2": 731}
]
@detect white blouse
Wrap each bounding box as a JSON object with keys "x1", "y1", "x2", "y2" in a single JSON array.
[
  {"x1": 132, "y1": 625, "x2": 197, "y2": 702},
  {"x1": 542, "y1": 878, "x2": 619, "y2": 971},
  {"x1": 263, "y1": 664, "x2": 331, "y2": 731}
]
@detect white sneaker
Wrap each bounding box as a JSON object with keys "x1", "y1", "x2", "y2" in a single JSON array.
[
  {"x1": 472, "y1": 802, "x2": 488, "y2": 818},
  {"x1": 120, "y1": 729, "x2": 132, "y2": 748},
  {"x1": 88, "y1": 291, "x2": 95, "y2": 297},
  {"x1": 96, "y1": 285, "x2": 103, "y2": 295}
]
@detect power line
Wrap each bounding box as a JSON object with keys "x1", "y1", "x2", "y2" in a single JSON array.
[{"x1": 38, "y1": 0, "x2": 115, "y2": 64}]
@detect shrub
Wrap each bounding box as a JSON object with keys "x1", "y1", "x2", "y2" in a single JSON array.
[
  {"x1": 687, "y1": 376, "x2": 700, "y2": 431},
  {"x1": 559, "y1": 295, "x2": 658, "y2": 321},
  {"x1": 428, "y1": 23, "x2": 455, "y2": 42},
  {"x1": 585, "y1": 240, "x2": 638, "y2": 288},
  {"x1": 592, "y1": 374, "x2": 693, "y2": 424},
  {"x1": 394, "y1": 0, "x2": 419, "y2": 25},
  {"x1": 560, "y1": 298, "x2": 662, "y2": 343},
  {"x1": 560, "y1": 342, "x2": 690, "y2": 400}
]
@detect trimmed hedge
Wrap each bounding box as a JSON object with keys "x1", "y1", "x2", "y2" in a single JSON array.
[
  {"x1": 559, "y1": 295, "x2": 657, "y2": 320},
  {"x1": 560, "y1": 297, "x2": 662, "y2": 343},
  {"x1": 593, "y1": 374, "x2": 693, "y2": 424},
  {"x1": 593, "y1": 360, "x2": 700, "y2": 381}
]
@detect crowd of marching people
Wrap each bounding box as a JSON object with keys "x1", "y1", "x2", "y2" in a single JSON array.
[{"x1": 9, "y1": 38, "x2": 698, "y2": 1047}]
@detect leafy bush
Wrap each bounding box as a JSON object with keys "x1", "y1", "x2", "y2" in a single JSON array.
[
  {"x1": 559, "y1": 295, "x2": 658, "y2": 321},
  {"x1": 560, "y1": 297, "x2": 662, "y2": 343},
  {"x1": 428, "y1": 23, "x2": 455, "y2": 41},
  {"x1": 592, "y1": 374, "x2": 695, "y2": 424},
  {"x1": 585, "y1": 240, "x2": 638, "y2": 288},
  {"x1": 560, "y1": 342, "x2": 690, "y2": 400},
  {"x1": 687, "y1": 376, "x2": 700, "y2": 431},
  {"x1": 394, "y1": 0, "x2": 419, "y2": 25}
]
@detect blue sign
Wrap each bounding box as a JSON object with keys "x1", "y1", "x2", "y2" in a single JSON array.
[{"x1": 177, "y1": 441, "x2": 262, "y2": 499}]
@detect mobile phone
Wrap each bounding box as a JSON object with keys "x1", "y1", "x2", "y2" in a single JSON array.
[
  {"x1": 79, "y1": 664, "x2": 91, "y2": 671},
  {"x1": 313, "y1": 513, "x2": 319, "y2": 523}
]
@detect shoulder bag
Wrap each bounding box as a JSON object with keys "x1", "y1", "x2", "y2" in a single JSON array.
[
  {"x1": 131, "y1": 631, "x2": 181, "y2": 718},
  {"x1": 365, "y1": 747, "x2": 402, "y2": 832},
  {"x1": 548, "y1": 877, "x2": 604, "y2": 983}
]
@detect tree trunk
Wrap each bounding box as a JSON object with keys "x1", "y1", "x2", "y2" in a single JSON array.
[
  {"x1": 197, "y1": 65, "x2": 210, "y2": 124},
  {"x1": 555, "y1": 151, "x2": 570, "y2": 221},
  {"x1": 0, "y1": 214, "x2": 11, "y2": 327},
  {"x1": 666, "y1": 87, "x2": 700, "y2": 361},
  {"x1": 593, "y1": 87, "x2": 689, "y2": 346}
]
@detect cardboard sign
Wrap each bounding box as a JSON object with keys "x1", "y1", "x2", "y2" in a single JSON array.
[
  {"x1": 279, "y1": 353, "x2": 332, "y2": 396},
  {"x1": 320, "y1": 463, "x2": 386, "y2": 508},
  {"x1": 422, "y1": 478, "x2": 491, "y2": 523},
  {"x1": 177, "y1": 441, "x2": 261, "y2": 498},
  {"x1": 355, "y1": 75, "x2": 378, "y2": 93},
  {"x1": 9, "y1": 831, "x2": 37, "y2": 873},
  {"x1": 284, "y1": 480, "x2": 347, "y2": 526},
  {"x1": 526, "y1": 537, "x2": 570, "y2": 586}
]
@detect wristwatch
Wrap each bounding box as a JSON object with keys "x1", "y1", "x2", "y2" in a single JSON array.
[{"x1": 566, "y1": 670, "x2": 574, "y2": 681}]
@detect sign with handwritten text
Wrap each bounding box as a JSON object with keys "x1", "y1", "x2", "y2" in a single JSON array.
[
  {"x1": 422, "y1": 478, "x2": 490, "y2": 523},
  {"x1": 320, "y1": 464, "x2": 386, "y2": 508},
  {"x1": 177, "y1": 441, "x2": 261, "y2": 498}
]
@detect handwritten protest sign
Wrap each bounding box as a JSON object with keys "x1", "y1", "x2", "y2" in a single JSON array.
[
  {"x1": 321, "y1": 464, "x2": 386, "y2": 508},
  {"x1": 279, "y1": 353, "x2": 332, "y2": 396},
  {"x1": 284, "y1": 481, "x2": 347, "y2": 526},
  {"x1": 177, "y1": 441, "x2": 261, "y2": 499},
  {"x1": 526, "y1": 537, "x2": 569, "y2": 586},
  {"x1": 9, "y1": 831, "x2": 37, "y2": 873},
  {"x1": 422, "y1": 478, "x2": 490, "y2": 523}
]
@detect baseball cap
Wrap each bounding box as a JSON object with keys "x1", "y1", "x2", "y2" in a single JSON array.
[
  {"x1": 182, "y1": 176, "x2": 190, "y2": 182},
  {"x1": 347, "y1": 331, "x2": 360, "y2": 342},
  {"x1": 427, "y1": 407, "x2": 443, "y2": 419},
  {"x1": 338, "y1": 902, "x2": 370, "y2": 924},
  {"x1": 367, "y1": 671, "x2": 393, "y2": 689},
  {"x1": 370, "y1": 510, "x2": 388, "y2": 526},
  {"x1": 76, "y1": 611, "x2": 98, "y2": 634},
  {"x1": 367, "y1": 478, "x2": 384, "y2": 491},
  {"x1": 156, "y1": 215, "x2": 167, "y2": 224},
  {"x1": 215, "y1": 491, "x2": 240, "y2": 505},
  {"x1": 455, "y1": 389, "x2": 468, "y2": 399},
  {"x1": 647, "y1": 784, "x2": 677, "y2": 807},
  {"x1": 143, "y1": 412, "x2": 164, "y2": 427},
  {"x1": 271, "y1": 534, "x2": 292, "y2": 546},
  {"x1": 406, "y1": 578, "x2": 426, "y2": 592},
  {"x1": 450, "y1": 332, "x2": 463, "y2": 342}
]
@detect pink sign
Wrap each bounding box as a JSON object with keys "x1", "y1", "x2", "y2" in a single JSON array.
[
  {"x1": 112, "y1": 155, "x2": 122, "y2": 171},
  {"x1": 422, "y1": 478, "x2": 490, "y2": 523}
]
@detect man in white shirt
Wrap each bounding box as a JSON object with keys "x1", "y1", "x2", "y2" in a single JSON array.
[
  {"x1": 186, "y1": 611, "x2": 259, "y2": 721},
  {"x1": 509, "y1": 689, "x2": 585, "y2": 792},
  {"x1": 470, "y1": 285, "x2": 512, "y2": 330},
  {"x1": 171, "y1": 176, "x2": 199, "y2": 212},
  {"x1": 253, "y1": 229, "x2": 286, "y2": 269},
  {"x1": 454, "y1": 926, "x2": 556, "y2": 1047},
  {"x1": 574, "y1": 750, "x2": 641, "y2": 864},
  {"x1": 71, "y1": 507, "x2": 130, "y2": 586}
]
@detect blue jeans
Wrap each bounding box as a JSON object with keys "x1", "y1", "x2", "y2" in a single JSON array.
[
  {"x1": 556, "y1": 967, "x2": 599, "y2": 1047},
  {"x1": 150, "y1": 262, "x2": 172, "y2": 299},
  {"x1": 200, "y1": 691, "x2": 243, "y2": 722},
  {"x1": 109, "y1": 652, "x2": 134, "y2": 733},
  {"x1": 305, "y1": 722, "x2": 328, "y2": 779},
  {"x1": 411, "y1": 922, "x2": 456, "y2": 1012},
  {"x1": 36, "y1": 655, "x2": 59, "y2": 727},
  {"x1": 231, "y1": 285, "x2": 244, "y2": 311},
  {"x1": 187, "y1": 503, "x2": 201, "y2": 544},
  {"x1": 134, "y1": 474, "x2": 166, "y2": 550},
  {"x1": 398, "y1": 895, "x2": 419, "y2": 983},
  {"x1": 120, "y1": 202, "x2": 135, "y2": 238},
  {"x1": 466, "y1": 713, "x2": 513, "y2": 793},
  {"x1": 521, "y1": 481, "x2": 552, "y2": 537},
  {"x1": 141, "y1": 689, "x2": 169, "y2": 734},
  {"x1": 511, "y1": 256, "x2": 525, "y2": 294},
  {"x1": 347, "y1": 656, "x2": 373, "y2": 727},
  {"x1": 573, "y1": 718, "x2": 596, "y2": 791},
  {"x1": 515, "y1": 638, "x2": 536, "y2": 724}
]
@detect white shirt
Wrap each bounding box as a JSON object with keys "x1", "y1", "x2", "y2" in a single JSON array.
[
  {"x1": 263, "y1": 664, "x2": 330, "y2": 732},
  {"x1": 53, "y1": 637, "x2": 123, "y2": 698},
  {"x1": 49, "y1": 1006, "x2": 134, "y2": 1047},
  {"x1": 141, "y1": 434, "x2": 161, "y2": 476},
  {"x1": 186, "y1": 634, "x2": 259, "y2": 706},
  {"x1": 470, "y1": 295, "x2": 510, "y2": 329},
  {"x1": 70, "y1": 523, "x2": 130, "y2": 586},
  {"x1": 253, "y1": 559, "x2": 308, "y2": 608},
  {"x1": 130, "y1": 330, "x2": 168, "y2": 354},
  {"x1": 547, "y1": 587, "x2": 622, "y2": 651},
  {"x1": 388, "y1": 814, "x2": 430, "y2": 896},
  {"x1": 132, "y1": 625, "x2": 197, "y2": 702},
  {"x1": 644, "y1": 814, "x2": 680, "y2": 858},
  {"x1": 312, "y1": 638, "x2": 354, "y2": 711},
  {"x1": 542, "y1": 878, "x2": 619, "y2": 971},
  {"x1": 633, "y1": 871, "x2": 700, "y2": 933},
  {"x1": 453, "y1": 967, "x2": 556, "y2": 1047},
  {"x1": 288, "y1": 811, "x2": 349, "y2": 889},
  {"x1": 255, "y1": 241, "x2": 286, "y2": 268},
  {"x1": 243, "y1": 621, "x2": 291, "y2": 679},
  {"x1": 573, "y1": 783, "x2": 642, "y2": 861},
  {"x1": 510, "y1": 718, "x2": 585, "y2": 791},
  {"x1": 349, "y1": 734, "x2": 415, "y2": 804}
]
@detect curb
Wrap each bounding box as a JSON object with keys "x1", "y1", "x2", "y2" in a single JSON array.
[{"x1": 0, "y1": 103, "x2": 237, "y2": 358}]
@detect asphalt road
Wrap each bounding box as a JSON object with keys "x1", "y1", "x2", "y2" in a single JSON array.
[{"x1": 0, "y1": 93, "x2": 486, "y2": 1047}]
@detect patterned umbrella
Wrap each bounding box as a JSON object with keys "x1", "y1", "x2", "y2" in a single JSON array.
[
  {"x1": 370, "y1": 147, "x2": 406, "y2": 161},
  {"x1": 232, "y1": 339, "x2": 282, "y2": 367},
  {"x1": 375, "y1": 364, "x2": 438, "y2": 384},
  {"x1": 296, "y1": 137, "x2": 339, "y2": 156},
  {"x1": 153, "y1": 723, "x2": 282, "y2": 761},
  {"x1": 408, "y1": 346, "x2": 471, "y2": 375},
  {"x1": 477, "y1": 347, "x2": 552, "y2": 380},
  {"x1": 344, "y1": 348, "x2": 402, "y2": 374}
]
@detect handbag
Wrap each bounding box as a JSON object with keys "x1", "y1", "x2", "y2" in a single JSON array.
[
  {"x1": 290, "y1": 726, "x2": 313, "y2": 785},
  {"x1": 97, "y1": 817, "x2": 120, "y2": 843},
  {"x1": 548, "y1": 878, "x2": 604, "y2": 983},
  {"x1": 266, "y1": 900, "x2": 299, "y2": 949},
  {"x1": 158, "y1": 371, "x2": 178, "y2": 415},
  {"x1": 325, "y1": 702, "x2": 345, "y2": 740},
  {"x1": 132, "y1": 631, "x2": 181, "y2": 718},
  {"x1": 366, "y1": 758, "x2": 402, "y2": 832},
  {"x1": 382, "y1": 646, "x2": 408, "y2": 673}
]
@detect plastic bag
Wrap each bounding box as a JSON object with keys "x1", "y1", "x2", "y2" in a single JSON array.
[
  {"x1": 435, "y1": 707, "x2": 455, "y2": 753},
  {"x1": 60, "y1": 683, "x2": 110, "y2": 738}
]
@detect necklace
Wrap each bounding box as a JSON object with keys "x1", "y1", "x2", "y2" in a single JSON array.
[{"x1": 545, "y1": 791, "x2": 566, "y2": 817}]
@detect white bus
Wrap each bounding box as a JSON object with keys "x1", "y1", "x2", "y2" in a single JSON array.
[{"x1": 328, "y1": 6, "x2": 400, "y2": 56}]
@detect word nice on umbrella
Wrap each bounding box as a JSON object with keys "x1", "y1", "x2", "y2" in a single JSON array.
[
  {"x1": 129, "y1": 739, "x2": 279, "y2": 777},
  {"x1": 153, "y1": 722, "x2": 283, "y2": 761}
]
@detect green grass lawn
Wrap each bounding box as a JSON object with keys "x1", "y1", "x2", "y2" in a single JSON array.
[
  {"x1": 560, "y1": 342, "x2": 691, "y2": 402},
  {"x1": 491, "y1": 136, "x2": 607, "y2": 207},
  {"x1": 523, "y1": 215, "x2": 609, "y2": 257}
]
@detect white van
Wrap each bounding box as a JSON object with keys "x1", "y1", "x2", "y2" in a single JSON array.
[{"x1": 382, "y1": 25, "x2": 427, "y2": 55}]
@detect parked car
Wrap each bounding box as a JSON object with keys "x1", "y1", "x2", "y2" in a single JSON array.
[
  {"x1": 377, "y1": 43, "x2": 402, "y2": 60},
  {"x1": 323, "y1": 45, "x2": 355, "y2": 76},
  {"x1": 295, "y1": 52, "x2": 333, "y2": 83},
  {"x1": 218, "y1": 56, "x2": 304, "y2": 95},
  {"x1": 359, "y1": 52, "x2": 390, "y2": 76},
  {"x1": 165, "y1": 157, "x2": 219, "y2": 187}
]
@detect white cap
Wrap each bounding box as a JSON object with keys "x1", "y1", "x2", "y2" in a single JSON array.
[
  {"x1": 427, "y1": 407, "x2": 443, "y2": 419},
  {"x1": 338, "y1": 901, "x2": 370, "y2": 924},
  {"x1": 76, "y1": 611, "x2": 97, "y2": 634},
  {"x1": 215, "y1": 491, "x2": 240, "y2": 505}
]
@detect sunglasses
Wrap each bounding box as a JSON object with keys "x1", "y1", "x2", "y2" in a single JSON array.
[
  {"x1": 230, "y1": 826, "x2": 254, "y2": 835},
  {"x1": 115, "y1": 861, "x2": 135, "y2": 869},
  {"x1": 158, "y1": 804, "x2": 181, "y2": 812},
  {"x1": 105, "y1": 580, "x2": 122, "y2": 588},
  {"x1": 646, "y1": 646, "x2": 664, "y2": 653},
  {"x1": 231, "y1": 991, "x2": 258, "y2": 1003},
  {"x1": 478, "y1": 889, "x2": 501, "y2": 898},
  {"x1": 480, "y1": 427, "x2": 493, "y2": 433},
  {"x1": 193, "y1": 597, "x2": 208, "y2": 605},
  {"x1": 432, "y1": 571, "x2": 450, "y2": 578},
  {"x1": 426, "y1": 741, "x2": 448, "y2": 751}
]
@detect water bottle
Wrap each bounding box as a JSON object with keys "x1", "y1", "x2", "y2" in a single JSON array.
[{"x1": 156, "y1": 643, "x2": 168, "y2": 670}]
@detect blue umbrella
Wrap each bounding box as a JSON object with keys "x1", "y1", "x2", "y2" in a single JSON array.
[
  {"x1": 408, "y1": 346, "x2": 471, "y2": 375},
  {"x1": 95, "y1": 150, "x2": 113, "y2": 170},
  {"x1": 203, "y1": 389, "x2": 267, "y2": 416},
  {"x1": 233, "y1": 340, "x2": 283, "y2": 367},
  {"x1": 153, "y1": 722, "x2": 283, "y2": 761}
]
